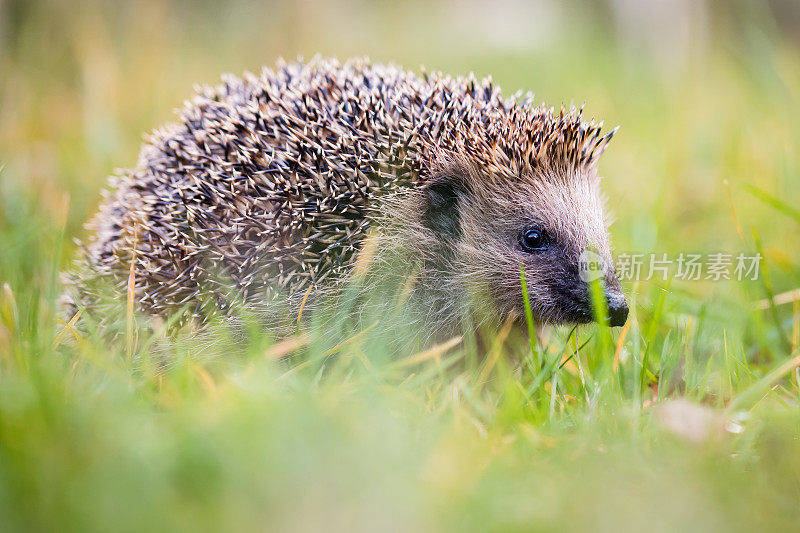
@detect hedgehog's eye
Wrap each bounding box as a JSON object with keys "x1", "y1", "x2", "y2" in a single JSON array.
[{"x1": 520, "y1": 227, "x2": 549, "y2": 252}]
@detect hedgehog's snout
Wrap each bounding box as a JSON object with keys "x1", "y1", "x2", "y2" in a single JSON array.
[
  {"x1": 603, "y1": 269, "x2": 628, "y2": 326},
  {"x1": 605, "y1": 291, "x2": 629, "y2": 327},
  {"x1": 570, "y1": 288, "x2": 628, "y2": 327}
]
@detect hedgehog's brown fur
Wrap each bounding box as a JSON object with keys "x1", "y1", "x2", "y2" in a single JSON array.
[{"x1": 65, "y1": 57, "x2": 623, "y2": 336}]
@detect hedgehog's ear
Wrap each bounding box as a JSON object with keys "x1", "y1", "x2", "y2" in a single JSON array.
[{"x1": 423, "y1": 172, "x2": 471, "y2": 240}]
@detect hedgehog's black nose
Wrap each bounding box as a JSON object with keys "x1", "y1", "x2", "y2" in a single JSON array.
[{"x1": 606, "y1": 293, "x2": 629, "y2": 327}]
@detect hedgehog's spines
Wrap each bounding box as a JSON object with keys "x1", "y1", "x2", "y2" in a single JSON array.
[{"x1": 68, "y1": 58, "x2": 616, "y2": 321}]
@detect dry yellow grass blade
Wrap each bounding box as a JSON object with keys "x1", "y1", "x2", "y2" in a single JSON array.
[
  {"x1": 793, "y1": 299, "x2": 799, "y2": 353},
  {"x1": 265, "y1": 334, "x2": 311, "y2": 360},
  {"x1": 352, "y1": 229, "x2": 379, "y2": 279},
  {"x1": 277, "y1": 359, "x2": 313, "y2": 380},
  {"x1": 276, "y1": 321, "x2": 379, "y2": 381},
  {"x1": 126, "y1": 226, "x2": 139, "y2": 361},
  {"x1": 398, "y1": 267, "x2": 420, "y2": 304},
  {"x1": 296, "y1": 285, "x2": 313, "y2": 325},
  {"x1": 725, "y1": 180, "x2": 745, "y2": 242},
  {"x1": 612, "y1": 319, "x2": 631, "y2": 372},
  {"x1": 193, "y1": 365, "x2": 219, "y2": 399},
  {"x1": 755, "y1": 288, "x2": 800, "y2": 310},
  {"x1": 53, "y1": 309, "x2": 82, "y2": 349},
  {"x1": 393, "y1": 335, "x2": 463, "y2": 369},
  {"x1": 1, "y1": 282, "x2": 17, "y2": 333},
  {"x1": 477, "y1": 314, "x2": 515, "y2": 384}
]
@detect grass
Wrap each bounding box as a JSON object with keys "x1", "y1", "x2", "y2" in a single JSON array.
[{"x1": 2, "y1": 1, "x2": 800, "y2": 531}]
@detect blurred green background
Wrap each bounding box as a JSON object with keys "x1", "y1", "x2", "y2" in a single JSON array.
[{"x1": 1, "y1": 1, "x2": 800, "y2": 532}]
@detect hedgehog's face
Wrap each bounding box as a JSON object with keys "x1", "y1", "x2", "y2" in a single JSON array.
[{"x1": 422, "y1": 164, "x2": 627, "y2": 328}]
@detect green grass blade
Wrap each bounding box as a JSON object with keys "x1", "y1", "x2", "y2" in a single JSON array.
[
  {"x1": 520, "y1": 264, "x2": 541, "y2": 370},
  {"x1": 742, "y1": 182, "x2": 800, "y2": 225}
]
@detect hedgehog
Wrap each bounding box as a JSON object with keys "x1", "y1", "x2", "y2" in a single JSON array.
[{"x1": 63, "y1": 57, "x2": 628, "y2": 341}]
